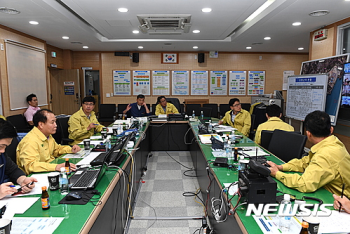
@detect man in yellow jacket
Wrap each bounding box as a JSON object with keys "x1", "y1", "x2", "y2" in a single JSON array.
[
  {"x1": 218, "y1": 98, "x2": 251, "y2": 136},
  {"x1": 155, "y1": 96, "x2": 179, "y2": 115},
  {"x1": 68, "y1": 96, "x2": 104, "y2": 145},
  {"x1": 17, "y1": 109, "x2": 80, "y2": 175},
  {"x1": 268, "y1": 111, "x2": 350, "y2": 197},
  {"x1": 254, "y1": 104, "x2": 294, "y2": 144}
]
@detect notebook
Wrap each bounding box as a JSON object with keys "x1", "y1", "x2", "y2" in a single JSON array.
[{"x1": 70, "y1": 153, "x2": 109, "y2": 190}]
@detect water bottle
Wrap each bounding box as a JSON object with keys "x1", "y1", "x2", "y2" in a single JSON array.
[
  {"x1": 208, "y1": 120, "x2": 213, "y2": 133},
  {"x1": 60, "y1": 168, "x2": 69, "y2": 195},
  {"x1": 226, "y1": 140, "x2": 233, "y2": 164},
  {"x1": 279, "y1": 194, "x2": 292, "y2": 231},
  {"x1": 192, "y1": 110, "x2": 195, "y2": 119},
  {"x1": 200, "y1": 111, "x2": 204, "y2": 119},
  {"x1": 105, "y1": 138, "x2": 111, "y2": 150}
]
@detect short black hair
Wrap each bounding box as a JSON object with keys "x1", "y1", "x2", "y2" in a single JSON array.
[
  {"x1": 304, "y1": 111, "x2": 331, "y2": 137},
  {"x1": 33, "y1": 109, "x2": 54, "y2": 127},
  {"x1": 229, "y1": 98, "x2": 240, "y2": 107},
  {"x1": 157, "y1": 96, "x2": 166, "y2": 104},
  {"x1": 26, "y1": 94, "x2": 37, "y2": 104},
  {"x1": 0, "y1": 119, "x2": 17, "y2": 139},
  {"x1": 137, "y1": 94, "x2": 145, "y2": 99},
  {"x1": 82, "y1": 96, "x2": 95, "y2": 104},
  {"x1": 266, "y1": 104, "x2": 282, "y2": 117}
]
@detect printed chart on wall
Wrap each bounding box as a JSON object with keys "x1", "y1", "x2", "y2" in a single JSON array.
[
  {"x1": 133, "y1": 71, "x2": 150, "y2": 95},
  {"x1": 210, "y1": 71, "x2": 227, "y2": 95},
  {"x1": 229, "y1": 71, "x2": 246, "y2": 95},
  {"x1": 286, "y1": 74, "x2": 327, "y2": 121},
  {"x1": 152, "y1": 70, "x2": 170, "y2": 95},
  {"x1": 248, "y1": 71, "x2": 265, "y2": 95},
  {"x1": 191, "y1": 71, "x2": 208, "y2": 95},
  {"x1": 113, "y1": 70, "x2": 131, "y2": 95},
  {"x1": 172, "y1": 71, "x2": 189, "y2": 95}
]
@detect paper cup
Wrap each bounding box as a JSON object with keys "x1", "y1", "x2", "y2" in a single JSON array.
[
  {"x1": 0, "y1": 219, "x2": 11, "y2": 233},
  {"x1": 48, "y1": 172, "x2": 60, "y2": 190},
  {"x1": 303, "y1": 216, "x2": 320, "y2": 234},
  {"x1": 83, "y1": 139, "x2": 91, "y2": 150}
]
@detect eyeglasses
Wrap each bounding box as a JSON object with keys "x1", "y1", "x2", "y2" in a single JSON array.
[
  {"x1": 83, "y1": 103, "x2": 95, "y2": 106},
  {"x1": 232, "y1": 103, "x2": 241, "y2": 107}
]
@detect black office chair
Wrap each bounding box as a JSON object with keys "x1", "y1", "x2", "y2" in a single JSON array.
[
  {"x1": 5, "y1": 136, "x2": 20, "y2": 164},
  {"x1": 151, "y1": 104, "x2": 157, "y2": 115},
  {"x1": 241, "y1": 103, "x2": 251, "y2": 112},
  {"x1": 98, "y1": 104, "x2": 116, "y2": 123},
  {"x1": 118, "y1": 104, "x2": 129, "y2": 118},
  {"x1": 268, "y1": 129, "x2": 307, "y2": 162},
  {"x1": 203, "y1": 104, "x2": 219, "y2": 118},
  {"x1": 7, "y1": 114, "x2": 32, "y2": 133},
  {"x1": 249, "y1": 114, "x2": 256, "y2": 140},
  {"x1": 56, "y1": 117, "x2": 74, "y2": 145},
  {"x1": 252, "y1": 104, "x2": 267, "y2": 130},
  {"x1": 179, "y1": 104, "x2": 184, "y2": 113},
  {"x1": 166, "y1": 98, "x2": 181, "y2": 113},
  {"x1": 186, "y1": 104, "x2": 201, "y2": 116},
  {"x1": 199, "y1": 107, "x2": 212, "y2": 118},
  {"x1": 219, "y1": 104, "x2": 230, "y2": 118},
  {"x1": 260, "y1": 130, "x2": 274, "y2": 149}
]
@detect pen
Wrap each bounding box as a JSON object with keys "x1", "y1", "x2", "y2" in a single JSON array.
[
  {"x1": 339, "y1": 183, "x2": 345, "y2": 212},
  {"x1": 9, "y1": 185, "x2": 15, "y2": 188}
]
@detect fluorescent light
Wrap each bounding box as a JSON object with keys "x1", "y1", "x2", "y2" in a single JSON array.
[
  {"x1": 132, "y1": 30, "x2": 139, "y2": 34},
  {"x1": 292, "y1": 22, "x2": 301, "y2": 26},
  {"x1": 193, "y1": 30, "x2": 200, "y2": 33},
  {"x1": 193, "y1": 46, "x2": 198, "y2": 49},
  {"x1": 246, "y1": 47, "x2": 252, "y2": 50},
  {"x1": 202, "y1": 8, "x2": 212, "y2": 13},
  {"x1": 264, "y1": 37, "x2": 271, "y2": 40},
  {"x1": 245, "y1": 0, "x2": 275, "y2": 22},
  {"x1": 83, "y1": 46, "x2": 89, "y2": 49},
  {"x1": 118, "y1": 8, "x2": 128, "y2": 12},
  {"x1": 298, "y1": 47, "x2": 304, "y2": 50},
  {"x1": 138, "y1": 46, "x2": 143, "y2": 49},
  {"x1": 29, "y1": 21, "x2": 38, "y2": 25},
  {"x1": 62, "y1": 36, "x2": 69, "y2": 40}
]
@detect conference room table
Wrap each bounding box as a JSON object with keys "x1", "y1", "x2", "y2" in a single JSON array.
[{"x1": 13, "y1": 119, "x2": 334, "y2": 234}]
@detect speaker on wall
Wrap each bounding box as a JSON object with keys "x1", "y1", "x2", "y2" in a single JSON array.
[
  {"x1": 132, "y1": 53, "x2": 139, "y2": 63},
  {"x1": 198, "y1": 53, "x2": 204, "y2": 63}
]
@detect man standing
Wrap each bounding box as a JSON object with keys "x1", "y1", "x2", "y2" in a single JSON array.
[
  {"x1": 218, "y1": 98, "x2": 251, "y2": 137},
  {"x1": 267, "y1": 111, "x2": 350, "y2": 197},
  {"x1": 24, "y1": 94, "x2": 40, "y2": 126},
  {"x1": 17, "y1": 109, "x2": 80, "y2": 175},
  {"x1": 123, "y1": 94, "x2": 150, "y2": 117},
  {"x1": 68, "y1": 96, "x2": 104, "y2": 145},
  {"x1": 254, "y1": 104, "x2": 294, "y2": 144}
]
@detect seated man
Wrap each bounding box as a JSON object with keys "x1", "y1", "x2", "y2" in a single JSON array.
[
  {"x1": 218, "y1": 98, "x2": 251, "y2": 136},
  {"x1": 268, "y1": 111, "x2": 350, "y2": 197},
  {"x1": 254, "y1": 104, "x2": 294, "y2": 144},
  {"x1": 24, "y1": 94, "x2": 40, "y2": 126},
  {"x1": 0, "y1": 119, "x2": 37, "y2": 199},
  {"x1": 155, "y1": 96, "x2": 179, "y2": 115},
  {"x1": 17, "y1": 109, "x2": 80, "y2": 175},
  {"x1": 68, "y1": 96, "x2": 104, "y2": 145},
  {"x1": 123, "y1": 94, "x2": 151, "y2": 117}
]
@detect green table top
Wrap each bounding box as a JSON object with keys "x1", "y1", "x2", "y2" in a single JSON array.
[
  {"x1": 14, "y1": 123, "x2": 148, "y2": 234},
  {"x1": 189, "y1": 120, "x2": 334, "y2": 234}
]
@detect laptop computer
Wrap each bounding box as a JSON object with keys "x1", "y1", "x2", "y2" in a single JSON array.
[{"x1": 70, "y1": 152, "x2": 109, "y2": 190}]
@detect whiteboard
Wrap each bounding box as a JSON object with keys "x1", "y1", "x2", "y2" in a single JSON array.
[{"x1": 286, "y1": 74, "x2": 328, "y2": 121}]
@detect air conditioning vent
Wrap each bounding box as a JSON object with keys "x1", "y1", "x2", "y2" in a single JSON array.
[{"x1": 137, "y1": 14, "x2": 191, "y2": 34}]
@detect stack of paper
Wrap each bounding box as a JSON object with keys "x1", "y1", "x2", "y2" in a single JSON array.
[{"x1": 198, "y1": 134, "x2": 222, "y2": 144}]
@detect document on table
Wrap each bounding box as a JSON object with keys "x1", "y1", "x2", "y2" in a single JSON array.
[
  {"x1": 11, "y1": 217, "x2": 64, "y2": 234},
  {"x1": 253, "y1": 215, "x2": 302, "y2": 234},
  {"x1": 318, "y1": 210, "x2": 350, "y2": 233},
  {"x1": 9, "y1": 173, "x2": 49, "y2": 197},
  {"x1": 242, "y1": 147, "x2": 270, "y2": 157},
  {"x1": 76, "y1": 151, "x2": 102, "y2": 166},
  {"x1": 214, "y1": 125, "x2": 236, "y2": 133},
  {"x1": 63, "y1": 149, "x2": 91, "y2": 158},
  {"x1": 198, "y1": 134, "x2": 222, "y2": 144},
  {"x1": 0, "y1": 197, "x2": 39, "y2": 215}
]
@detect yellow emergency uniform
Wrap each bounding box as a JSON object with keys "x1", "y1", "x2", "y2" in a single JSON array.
[
  {"x1": 255, "y1": 117, "x2": 294, "y2": 144},
  {"x1": 221, "y1": 109, "x2": 251, "y2": 136},
  {"x1": 16, "y1": 127, "x2": 73, "y2": 175},
  {"x1": 276, "y1": 135, "x2": 350, "y2": 197},
  {"x1": 155, "y1": 103, "x2": 179, "y2": 115},
  {"x1": 0, "y1": 115, "x2": 6, "y2": 120},
  {"x1": 68, "y1": 107, "x2": 104, "y2": 145}
]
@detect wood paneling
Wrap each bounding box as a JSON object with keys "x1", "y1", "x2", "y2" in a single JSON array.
[
  {"x1": 309, "y1": 28, "x2": 335, "y2": 60},
  {"x1": 0, "y1": 26, "x2": 49, "y2": 117},
  {"x1": 47, "y1": 44, "x2": 64, "y2": 68},
  {"x1": 73, "y1": 52, "x2": 100, "y2": 70},
  {"x1": 99, "y1": 52, "x2": 308, "y2": 105}
]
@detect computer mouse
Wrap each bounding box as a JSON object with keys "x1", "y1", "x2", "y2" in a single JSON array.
[{"x1": 66, "y1": 192, "x2": 82, "y2": 201}]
